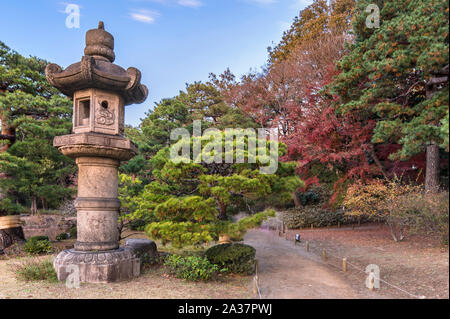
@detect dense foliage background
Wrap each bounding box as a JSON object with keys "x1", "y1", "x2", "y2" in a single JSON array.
[{"x1": 0, "y1": 0, "x2": 448, "y2": 244}]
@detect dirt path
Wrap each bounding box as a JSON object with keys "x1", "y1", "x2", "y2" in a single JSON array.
[{"x1": 244, "y1": 228, "x2": 378, "y2": 299}]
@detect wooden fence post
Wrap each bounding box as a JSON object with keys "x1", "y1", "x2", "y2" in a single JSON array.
[
  {"x1": 342, "y1": 258, "x2": 347, "y2": 272},
  {"x1": 322, "y1": 249, "x2": 327, "y2": 261}
]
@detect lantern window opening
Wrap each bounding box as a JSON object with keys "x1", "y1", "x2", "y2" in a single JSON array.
[{"x1": 78, "y1": 99, "x2": 91, "y2": 127}]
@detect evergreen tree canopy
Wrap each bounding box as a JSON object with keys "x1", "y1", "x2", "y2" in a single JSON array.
[
  {"x1": 0, "y1": 42, "x2": 74, "y2": 215},
  {"x1": 122, "y1": 133, "x2": 303, "y2": 248},
  {"x1": 330, "y1": 0, "x2": 449, "y2": 160}
]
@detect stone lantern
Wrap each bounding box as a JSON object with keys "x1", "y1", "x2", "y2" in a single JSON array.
[{"x1": 46, "y1": 22, "x2": 148, "y2": 283}]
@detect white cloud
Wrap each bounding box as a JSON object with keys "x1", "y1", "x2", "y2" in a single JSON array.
[
  {"x1": 177, "y1": 0, "x2": 203, "y2": 7},
  {"x1": 129, "y1": 9, "x2": 160, "y2": 24}
]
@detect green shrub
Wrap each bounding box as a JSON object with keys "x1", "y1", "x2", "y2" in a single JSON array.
[
  {"x1": 28, "y1": 236, "x2": 50, "y2": 242},
  {"x1": 14, "y1": 258, "x2": 58, "y2": 282},
  {"x1": 164, "y1": 254, "x2": 221, "y2": 281},
  {"x1": 295, "y1": 184, "x2": 340, "y2": 209},
  {"x1": 298, "y1": 191, "x2": 320, "y2": 206},
  {"x1": 55, "y1": 233, "x2": 69, "y2": 241},
  {"x1": 69, "y1": 226, "x2": 77, "y2": 239},
  {"x1": 23, "y1": 237, "x2": 53, "y2": 255},
  {"x1": 280, "y1": 207, "x2": 366, "y2": 229},
  {"x1": 138, "y1": 252, "x2": 161, "y2": 265},
  {"x1": 129, "y1": 219, "x2": 148, "y2": 231},
  {"x1": 205, "y1": 243, "x2": 256, "y2": 275}
]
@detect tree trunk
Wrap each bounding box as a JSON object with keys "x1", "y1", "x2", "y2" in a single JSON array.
[
  {"x1": 388, "y1": 219, "x2": 405, "y2": 242},
  {"x1": 30, "y1": 196, "x2": 38, "y2": 215},
  {"x1": 368, "y1": 144, "x2": 389, "y2": 180},
  {"x1": 425, "y1": 142, "x2": 440, "y2": 193},
  {"x1": 0, "y1": 110, "x2": 26, "y2": 251},
  {"x1": 0, "y1": 108, "x2": 16, "y2": 204},
  {"x1": 41, "y1": 197, "x2": 48, "y2": 210},
  {"x1": 0, "y1": 227, "x2": 25, "y2": 251},
  {"x1": 291, "y1": 192, "x2": 301, "y2": 207},
  {"x1": 218, "y1": 201, "x2": 227, "y2": 221}
]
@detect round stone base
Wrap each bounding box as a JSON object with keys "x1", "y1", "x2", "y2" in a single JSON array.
[{"x1": 53, "y1": 248, "x2": 140, "y2": 283}]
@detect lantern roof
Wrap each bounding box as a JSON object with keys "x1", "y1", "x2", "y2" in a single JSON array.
[{"x1": 45, "y1": 21, "x2": 148, "y2": 106}]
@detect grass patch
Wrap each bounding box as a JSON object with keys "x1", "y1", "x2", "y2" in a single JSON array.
[
  {"x1": 23, "y1": 237, "x2": 53, "y2": 255},
  {"x1": 13, "y1": 257, "x2": 58, "y2": 283}
]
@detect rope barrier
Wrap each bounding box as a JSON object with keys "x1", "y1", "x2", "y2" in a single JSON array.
[{"x1": 282, "y1": 231, "x2": 426, "y2": 299}]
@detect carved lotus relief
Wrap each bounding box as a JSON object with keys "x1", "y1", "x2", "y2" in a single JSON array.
[{"x1": 95, "y1": 100, "x2": 115, "y2": 126}]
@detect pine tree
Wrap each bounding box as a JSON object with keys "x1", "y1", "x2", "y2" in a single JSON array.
[
  {"x1": 138, "y1": 98, "x2": 191, "y2": 157},
  {"x1": 0, "y1": 42, "x2": 74, "y2": 216},
  {"x1": 330, "y1": 0, "x2": 449, "y2": 192},
  {"x1": 123, "y1": 81, "x2": 258, "y2": 180},
  {"x1": 126, "y1": 135, "x2": 303, "y2": 248}
]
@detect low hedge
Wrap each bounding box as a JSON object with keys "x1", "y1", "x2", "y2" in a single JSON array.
[
  {"x1": 280, "y1": 207, "x2": 370, "y2": 229},
  {"x1": 205, "y1": 243, "x2": 256, "y2": 275}
]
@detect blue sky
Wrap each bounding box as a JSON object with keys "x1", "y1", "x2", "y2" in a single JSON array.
[{"x1": 0, "y1": 0, "x2": 312, "y2": 126}]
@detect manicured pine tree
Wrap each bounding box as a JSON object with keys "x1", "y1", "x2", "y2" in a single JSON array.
[
  {"x1": 126, "y1": 134, "x2": 303, "y2": 248},
  {"x1": 123, "y1": 81, "x2": 259, "y2": 180}
]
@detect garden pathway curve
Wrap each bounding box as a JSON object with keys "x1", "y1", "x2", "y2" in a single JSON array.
[{"x1": 244, "y1": 228, "x2": 375, "y2": 299}]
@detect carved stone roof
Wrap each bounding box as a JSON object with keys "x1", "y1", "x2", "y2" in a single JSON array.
[{"x1": 45, "y1": 22, "x2": 148, "y2": 106}]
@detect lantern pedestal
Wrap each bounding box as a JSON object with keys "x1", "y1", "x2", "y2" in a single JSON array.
[
  {"x1": 52, "y1": 133, "x2": 139, "y2": 282},
  {"x1": 53, "y1": 248, "x2": 140, "y2": 283}
]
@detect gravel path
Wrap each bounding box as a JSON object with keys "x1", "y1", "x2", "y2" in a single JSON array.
[{"x1": 244, "y1": 228, "x2": 375, "y2": 299}]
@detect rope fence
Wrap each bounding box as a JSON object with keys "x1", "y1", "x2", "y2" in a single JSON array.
[{"x1": 270, "y1": 221, "x2": 426, "y2": 299}]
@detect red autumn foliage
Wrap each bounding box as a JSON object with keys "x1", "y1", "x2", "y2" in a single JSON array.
[{"x1": 219, "y1": 30, "x2": 428, "y2": 201}]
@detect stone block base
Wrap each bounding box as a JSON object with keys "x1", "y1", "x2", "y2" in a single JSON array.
[
  {"x1": 53, "y1": 247, "x2": 140, "y2": 283},
  {"x1": 124, "y1": 238, "x2": 158, "y2": 264}
]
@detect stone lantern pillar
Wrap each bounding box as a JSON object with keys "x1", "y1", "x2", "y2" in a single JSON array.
[{"x1": 45, "y1": 22, "x2": 148, "y2": 283}]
